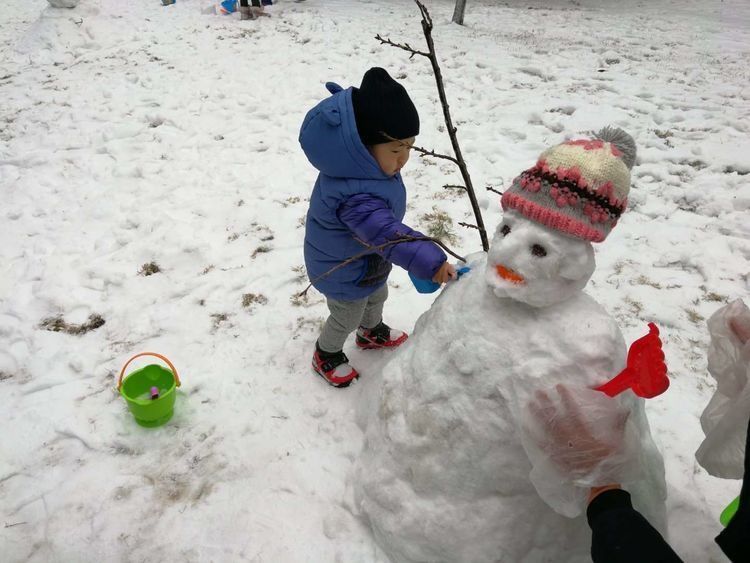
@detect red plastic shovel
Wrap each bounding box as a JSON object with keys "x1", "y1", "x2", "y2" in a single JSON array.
[{"x1": 596, "y1": 323, "x2": 669, "y2": 399}]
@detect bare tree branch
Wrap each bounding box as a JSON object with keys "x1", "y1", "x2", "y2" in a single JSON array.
[
  {"x1": 298, "y1": 235, "x2": 466, "y2": 297},
  {"x1": 416, "y1": 0, "x2": 433, "y2": 27},
  {"x1": 382, "y1": 134, "x2": 459, "y2": 165},
  {"x1": 374, "y1": 34, "x2": 429, "y2": 59},
  {"x1": 443, "y1": 184, "x2": 467, "y2": 191},
  {"x1": 486, "y1": 185, "x2": 504, "y2": 196},
  {"x1": 379, "y1": 0, "x2": 489, "y2": 251},
  {"x1": 458, "y1": 222, "x2": 479, "y2": 230},
  {"x1": 413, "y1": 145, "x2": 459, "y2": 164},
  {"x1": 364, "y1": 235, "x2": 465, "y2": 262}
]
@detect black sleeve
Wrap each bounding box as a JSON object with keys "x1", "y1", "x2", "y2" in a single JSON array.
[
  {"x1": 587, "y1": 489, "x2": 683, "y2": 563},
  {"x1": 715, "y1": 416, "x2": 750, "y2": 563}
]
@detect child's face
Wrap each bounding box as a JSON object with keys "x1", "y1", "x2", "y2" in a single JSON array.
[{"x1": 368, "y1": 137, "x2": 415, "y2": 176}]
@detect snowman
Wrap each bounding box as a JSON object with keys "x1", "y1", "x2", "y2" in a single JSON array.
[{"x1": 353, "y1": 128, "x2": 667, "y2": 562}]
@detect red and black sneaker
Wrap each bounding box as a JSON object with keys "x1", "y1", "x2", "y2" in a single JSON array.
[
  {"x1": 312, "y1": 344, "x2": 359, "y2": 388},
  {"x1": 356, "y1": 321, "x2": 408, "y2": 350}
]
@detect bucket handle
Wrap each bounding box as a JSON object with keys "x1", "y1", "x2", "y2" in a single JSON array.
[{"x1": 117, "y1": 352, "x2": 181, "y2": 391}]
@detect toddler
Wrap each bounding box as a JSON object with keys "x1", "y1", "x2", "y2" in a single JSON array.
[{"x1": 299, "y1": 67, "x2": 455, "y2": 387}]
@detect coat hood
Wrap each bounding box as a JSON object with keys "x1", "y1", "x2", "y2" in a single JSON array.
[{"x1": 299, "y1": 82, "x2": 387, "y2": 180}]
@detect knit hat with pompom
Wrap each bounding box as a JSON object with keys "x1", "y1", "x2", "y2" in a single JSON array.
[{"x1": 501, "y1": 127, "x2": 636, "y2": 242}]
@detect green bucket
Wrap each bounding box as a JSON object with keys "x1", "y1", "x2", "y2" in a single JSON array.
[{"x1": 118, "y1": 352, "x2": 181, "y2": 427}]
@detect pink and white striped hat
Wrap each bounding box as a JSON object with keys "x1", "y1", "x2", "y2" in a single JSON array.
[{"x1": 501, "y1": 127, "x2": 636, "y2": 242}]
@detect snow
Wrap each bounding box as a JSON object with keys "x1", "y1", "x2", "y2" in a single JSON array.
[{"x1": 1, "y1": 0, "x2": 749, "y2": 561}]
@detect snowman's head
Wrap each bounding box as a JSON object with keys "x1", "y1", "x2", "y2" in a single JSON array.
[{"x1": 485, "y1": 210, "x2": 595, "y2": 308}]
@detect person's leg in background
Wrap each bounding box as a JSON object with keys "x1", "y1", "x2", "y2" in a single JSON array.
[{"x1": 239, "y1": 0, "x2": 265, "y2": 19}]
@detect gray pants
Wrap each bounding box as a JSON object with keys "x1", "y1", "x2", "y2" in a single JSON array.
[{"x1": 318, "y1": 284, "x2": 388, "y2": 353}]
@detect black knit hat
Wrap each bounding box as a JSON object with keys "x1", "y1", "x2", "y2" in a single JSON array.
[{"x1": 351, "y1": 67, "x2": 420, "y2": 146}]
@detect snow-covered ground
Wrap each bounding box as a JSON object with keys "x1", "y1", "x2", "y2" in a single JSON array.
[{"x1": 1, "y1": 0, "x2": 748, "y2": 561}]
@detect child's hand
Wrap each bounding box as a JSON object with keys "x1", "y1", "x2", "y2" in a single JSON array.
[{"x1": 432, "y1": 262, "x2": 457, "y2": 284}]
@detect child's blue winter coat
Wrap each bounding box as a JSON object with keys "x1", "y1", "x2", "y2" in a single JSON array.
[{"x1": 300, "y1": 82, "x2": 446, "y2": 301}]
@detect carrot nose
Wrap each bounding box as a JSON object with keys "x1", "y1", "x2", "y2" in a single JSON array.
[{"x1": 495, "y1": 264, "x2": 525, "y2": 284}]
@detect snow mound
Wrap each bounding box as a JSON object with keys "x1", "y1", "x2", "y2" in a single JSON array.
[{"x1": 15, "y1": 2, "x2": 104, "y2": 65}]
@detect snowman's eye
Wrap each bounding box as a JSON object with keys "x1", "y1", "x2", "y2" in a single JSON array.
[
  {"x1": 500, "y1": 225, "x2": 511, "y2": 237},
  {"x1": 531, "y1": 244, "x2": 547, "y2": 257}
]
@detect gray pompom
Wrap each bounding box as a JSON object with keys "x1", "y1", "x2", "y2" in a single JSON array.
[{"x1": 595, "y1": 126, "x2": 636, "y2": 169}]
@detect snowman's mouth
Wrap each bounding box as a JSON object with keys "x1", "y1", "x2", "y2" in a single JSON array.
[{"x1": 495, "y1": 264, "x2": 526, "y2": 285}]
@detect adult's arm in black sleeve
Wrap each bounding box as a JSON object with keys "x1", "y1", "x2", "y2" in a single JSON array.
[{"x1": 587, "y1": 488, "x2": 683, "y2": 563}]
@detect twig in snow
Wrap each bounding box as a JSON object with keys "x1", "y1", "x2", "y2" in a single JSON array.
[
  {"x1": 486, "y1": 185, "x2": 504, "y2": 196},
  {"x1": 458, "y1": 222, "x2": 479, "y2": 230},
  {"x1": 55, "y1": 430, "x2": 95, "y2": 451},
  {"x1": 0, "y1": 472, "x2": 20, "y2": 485}
]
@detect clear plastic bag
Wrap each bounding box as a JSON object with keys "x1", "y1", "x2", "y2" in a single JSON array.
[
  {"x1": 695, "y1": 299, "x2": 750, "y2": 479},
  {"x1": 520, "y1": 384, "x2": 644, "y2": 517}
]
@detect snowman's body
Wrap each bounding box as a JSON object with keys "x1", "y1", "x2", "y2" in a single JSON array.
[{"x1": 354, "y1": 212, "x2": 667, "y2": 563}]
